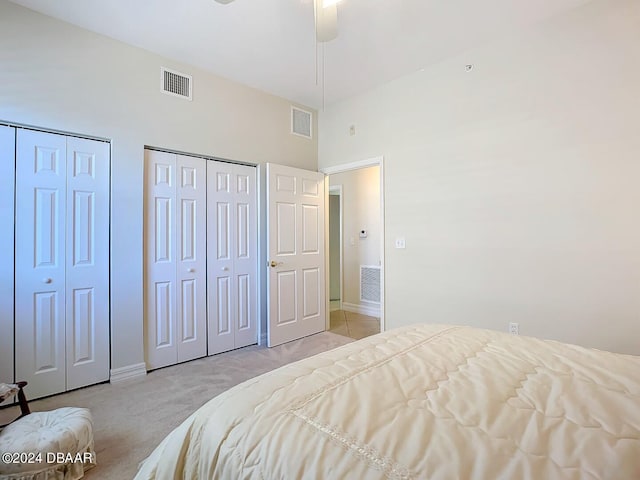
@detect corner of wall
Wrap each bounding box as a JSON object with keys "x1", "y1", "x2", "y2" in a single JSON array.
[{"x1": 109, "y1": 363, "x2": 147, "y2": 383}]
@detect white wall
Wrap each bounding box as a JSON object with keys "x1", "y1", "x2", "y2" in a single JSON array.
[
  {"x1": 329, "y1": 194, "x2": 341, "y2": 301},
  {"x1": 319, "y1": 0, "x2": 640, "y2": 354},
  {"x1": 0, "y1": 1, "x2": 317, "y2": 371},
  {"x1": 329, "y1": 167, "x2": 381, "y2": 309}
]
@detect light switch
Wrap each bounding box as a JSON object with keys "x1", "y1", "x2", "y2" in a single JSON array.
[{"x1": 395, "y1": 237, "x2": 406, "y2": 249}]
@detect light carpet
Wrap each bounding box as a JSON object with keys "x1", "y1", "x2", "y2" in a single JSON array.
[{"x1": 0, "y1": 331, "x2": 354, "y2": 480}]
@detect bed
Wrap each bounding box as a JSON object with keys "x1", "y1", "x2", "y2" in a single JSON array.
[{"x1": 135, "y1": 324, "x2": 640, "y2": 479}]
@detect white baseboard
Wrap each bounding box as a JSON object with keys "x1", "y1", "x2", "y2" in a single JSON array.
[
  {"x1": 342, "y1": 302, "x2": 380, "y2": 318},
  {"x1": 110, "y1": 362, "x2": 147, "y2": 383}
]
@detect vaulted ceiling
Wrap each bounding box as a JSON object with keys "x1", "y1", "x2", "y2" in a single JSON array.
[{"x1": 10, "y1": 0, "x2": 592, "y2": 108}]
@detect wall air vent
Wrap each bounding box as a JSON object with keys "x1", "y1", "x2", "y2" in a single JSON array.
[
  {"x1": 161, "y1": 67, "x2": 192, "y2": 101},
  {"x1": 291, "y1": 106, "x2": 312, "y2": 139},
  {"x1": 360, "y1": 265, "x2": 381, "y2": 304}
]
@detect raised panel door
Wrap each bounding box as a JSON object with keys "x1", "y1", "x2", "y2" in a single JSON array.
[
  {"x1": 267, "y1": 163, "x2": 325, "y2": 347},
  {"x1": 15, "y1": 129, "x2": 67, "y2": 398},
  {"x1": 176, "y1": 154, "x2": 207, "y2": 363},
  {"x1": 232, "y1": 165, "x2": 257, "y2": 348},
  {"x1": 145, "y1": 150, "x2": 178, "y2": 369},
  {"x1": 207, "y1": 163, "x2": 235, "y2": 355},
  {"x1": 65, "y1": 137, "x2": 110, "y2": 389}
]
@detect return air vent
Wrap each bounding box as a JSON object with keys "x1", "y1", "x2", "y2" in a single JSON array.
[
  {"x1": 161, "y1": 67, "x2": 192, "y2": 101},
  {"x1": 291, "y1": 106, "x2": 312, "y2": 139},
  {"x1": 360, "y1": 265, "x2": 381, "y2": 304}
]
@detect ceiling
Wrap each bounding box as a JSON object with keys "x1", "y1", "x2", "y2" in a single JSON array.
[{"x1": 9, "y1": 0, "x2": 591, "y2": 109}]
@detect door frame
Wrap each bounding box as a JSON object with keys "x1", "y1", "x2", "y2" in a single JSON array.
[
  {"x1": 0, "y1": 125, "x2": 15, "y2": 402},
  {"x1": 328, "y1": 185, "x2": 343, "y2": 312},
  {"x1": 320, "y1": 156, "x2": 385, "y2": 333}
]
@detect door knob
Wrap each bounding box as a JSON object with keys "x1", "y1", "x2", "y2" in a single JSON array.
[
  {"x1": 269, "y1": 261, "x2": 281, "y2": 268},
  {"x1": 222, "y1": 267, "x2": 229, "y2": 271},
  {"x1": 43, "y1": 278, "x2": 52, "y2": 284},
  {"x1": 187, "y1": 268, "x2": 195, "y2": 273}
]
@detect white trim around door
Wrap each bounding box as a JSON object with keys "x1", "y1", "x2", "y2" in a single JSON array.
[
  {"x1": 328, "y1": 185, "x2": 343, "y2": 313},
  {"x1": 320, "y1": 156, "x2": 385, "y2": 333}
]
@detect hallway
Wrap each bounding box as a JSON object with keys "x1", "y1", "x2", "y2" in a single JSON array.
[{"x1": 329, "y1": 310, "x2": 380, "y2": 340}]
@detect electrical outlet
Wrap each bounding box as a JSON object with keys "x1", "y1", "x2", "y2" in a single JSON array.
[
  {"x1": 394, "y1": 237, "x2": 406, "y2": 249},
  {"x1": 509, "y1": 322, "x2": 519, "y2": 335}
]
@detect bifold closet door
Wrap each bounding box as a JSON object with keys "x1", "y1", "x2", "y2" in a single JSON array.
[
  {"x1": 65, "y1": 136, "x2": 110, "y2": 390},
  {"x1": 15, "y1": 129, "x2": 110, "y2": 399},
  {"x1": 145, "y1": 150, "x2": 207, "y2": 369},
  {"x1": 0, "y1": 125, "x2": 15, "y2": 395},
  {"x1": 16, "y1": 131, "x2": 67, "y2": 398},
  {"x1": 207, "y1": 162, "x2": 257, "y2": 355}
]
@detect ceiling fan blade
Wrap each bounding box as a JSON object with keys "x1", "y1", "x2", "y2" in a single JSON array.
[
  {"x1": 314, "y1": 0, "x2": 338, "y2": 42},
  {"x1": 214, "y1": 0, "x2": 338, "y2": 42}
]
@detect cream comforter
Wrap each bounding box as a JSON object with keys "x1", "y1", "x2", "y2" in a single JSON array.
[{"x1": 135, "y1": 325, "x2": 640, "y2": 479}]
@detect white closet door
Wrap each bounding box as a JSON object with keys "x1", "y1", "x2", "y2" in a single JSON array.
[
  {"x1": 16, "y1": 129, "x2": 67, "y2": 398},
  {"x1": 145, "y1": 150, "x2": 178, "y2": 369},
  {"x1": 65, "y1": 137, "x2": 110, "y2": 390},
  {"x1": 207, "y1": 162, "x2": 257, "y2": 355},
  {"x1": 175, "y1": 154, "x2": 207, "y2": 363},
  {"x1": 232, "y1": 164, "x2": 258, "y2": 349},
  {"x1": 0, "y1": 126, "x2": 15, "y2": 396},
  {"x1": 145, "y1": 150, "x2": 207, "y2": 369},
  {"x1": 207, "y1": 162, "x2": 236, "y2": 355}
]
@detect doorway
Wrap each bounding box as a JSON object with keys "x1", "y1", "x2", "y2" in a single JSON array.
[
  {"x1": 329, "y1": 185, "x2": 342, "y2": 312},
  {"x1": 323, "y1": 159, "x2": 384, "y2": 340}
]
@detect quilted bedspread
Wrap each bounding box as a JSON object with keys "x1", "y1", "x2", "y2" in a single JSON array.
[{"x1": 135, "y1": 324, "x2": 640, "y2": 479}]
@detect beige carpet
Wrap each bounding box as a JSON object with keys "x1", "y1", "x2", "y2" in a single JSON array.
[{"x1": 0, "y1": 331, "x2": 354, "y2": 480}]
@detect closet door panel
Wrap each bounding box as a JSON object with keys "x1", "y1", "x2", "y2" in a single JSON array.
[
  {"x1": 207, "y1": 162, "x2": 257, "y2": 354},
  {"x1": 15, "y1": 129, "x2": 67, "y2": 399},
  {"x1": 233, "y1": 165, "x2": 258, "y2": 348},
  {"x1": 176, "y1": 155, "x2": 207, "y2": 363},
  {"x1": 0, "y1": 126, "x2": 15, "y2": 400},
  {"x1": 65, "y1": 137, "x2": 110, "y2": 390},
  {"x1": 207, "y1": 163, "x2": 235, "y2": 355},
  {"x1": 145, "y1": 150, "x2": 178, "y2": 369}
]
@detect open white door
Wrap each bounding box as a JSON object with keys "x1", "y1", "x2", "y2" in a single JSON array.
[{"x1": 266, "y1": 163, "x2": 326, "y2": 347}]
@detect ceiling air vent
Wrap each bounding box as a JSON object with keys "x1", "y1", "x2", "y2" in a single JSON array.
[
  {"x1": 291, "y1": 106, "x2": 312, "y2": 139},
  {"x1": 161, "y1": 67, "x2": 192, "y2": 101}
]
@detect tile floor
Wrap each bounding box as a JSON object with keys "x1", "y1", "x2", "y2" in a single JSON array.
[{"x1": 329, "y1": 309, "x2": 380, "y2": 340}]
